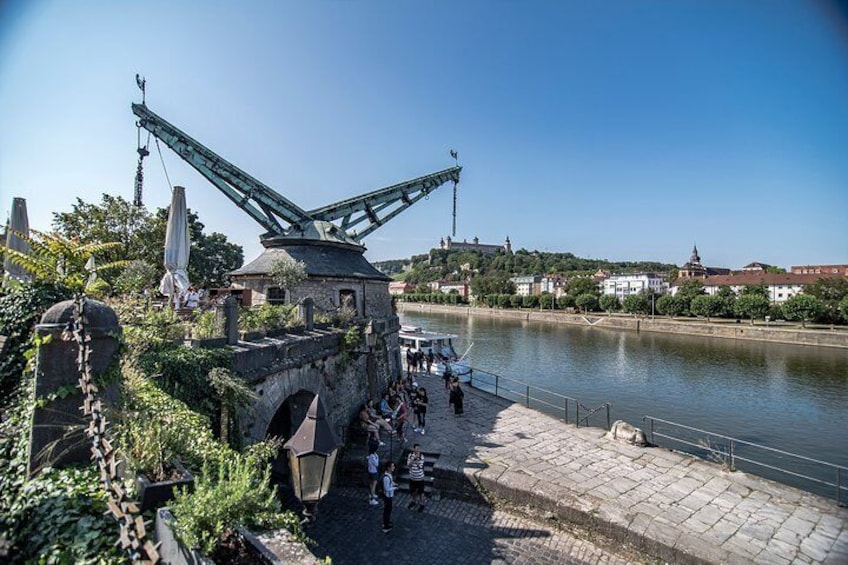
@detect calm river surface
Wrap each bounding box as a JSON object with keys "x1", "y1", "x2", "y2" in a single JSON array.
[{"x1": 399, "y1": 310, "x2": 848, "y2": 499}]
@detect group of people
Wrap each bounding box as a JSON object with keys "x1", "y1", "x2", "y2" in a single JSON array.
[
  {"x1": 406, "y1": 348, "x2": 434, "y2": 376},
  {"x1": 362, "y1": 367, "x2": 470, "y2": 533},
  {"x1": 358, "y1": 379, "x2": 430, "y2": 448}
]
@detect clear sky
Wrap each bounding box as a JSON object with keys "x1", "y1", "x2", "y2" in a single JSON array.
[{"x1": 1, "y1": 0, "x2": 846, "y2": 270}]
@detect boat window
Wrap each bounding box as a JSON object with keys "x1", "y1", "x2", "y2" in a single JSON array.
[{"x1": 420, "y1": 340, "x2": 431, "y2": 347}]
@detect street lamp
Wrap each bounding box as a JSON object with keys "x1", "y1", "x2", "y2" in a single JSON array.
[{"x1": 283, "y1": 395, "x2": 341, "y2": 522}]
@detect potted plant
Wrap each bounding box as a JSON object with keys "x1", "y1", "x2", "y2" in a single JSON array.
[
  {"x1": 157, "y1": 451, "x2": 304, "y2": 563},
  {"x1": 122, "y1": 413, "x2": 195, "y2": 511}
]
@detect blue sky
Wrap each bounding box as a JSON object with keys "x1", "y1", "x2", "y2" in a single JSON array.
[{"x1": 1, "y1": 1, "x2": 846, "y2": 270}]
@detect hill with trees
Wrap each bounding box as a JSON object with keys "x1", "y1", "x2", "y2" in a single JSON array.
[{"x1": 372, "y1": 248, "x2": 678, "y2": 287}]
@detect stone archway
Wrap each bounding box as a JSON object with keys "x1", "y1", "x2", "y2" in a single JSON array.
[{"x1": 266, "y1": 389, "x2": 315, "y2": 481}]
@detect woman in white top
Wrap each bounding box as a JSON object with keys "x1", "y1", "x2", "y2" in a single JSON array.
[{"x1": 184, "y1": 287, "x2": 200, "y2": 309}]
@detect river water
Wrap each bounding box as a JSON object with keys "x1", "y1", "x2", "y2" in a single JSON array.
[{"x1": 399, "y1": 310, "x2": 848, "y2": 500}]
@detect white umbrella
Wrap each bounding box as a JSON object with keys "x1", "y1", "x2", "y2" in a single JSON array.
[
  {"x1": 158, "y1": 186, "x2": 190, "y2": 308},
  {"x1": 3, "y1": 197, "x2": 30, "y2": 283}
]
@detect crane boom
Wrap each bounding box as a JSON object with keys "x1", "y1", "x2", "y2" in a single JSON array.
[
  {"x1": 308, "y1": 166, "x2": 461, "y2": 242},
  {"x1": 131, "y1": 102, "x2": 460, "y2": 245}
]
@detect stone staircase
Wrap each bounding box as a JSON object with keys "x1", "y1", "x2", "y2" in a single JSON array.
[{"x1": 395, "y1": 448, "x2": 440, "y2": 499}]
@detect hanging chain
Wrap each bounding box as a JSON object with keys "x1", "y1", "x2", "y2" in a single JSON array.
[
  {"x1": 72, "y1": 296, "x2": 159, "y2": 563},
  {"x1": 133, "y1": 74, "x2": 150, "y2": 207}
]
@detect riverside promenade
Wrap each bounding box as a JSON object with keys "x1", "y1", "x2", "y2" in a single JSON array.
[{"x1": 312, "y1": 383, "x2": 848, "y2": 564}]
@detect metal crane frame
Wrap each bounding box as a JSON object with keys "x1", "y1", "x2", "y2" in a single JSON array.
[{"x1": 132, "y1": 102, "x2": 461, "y2": 245}]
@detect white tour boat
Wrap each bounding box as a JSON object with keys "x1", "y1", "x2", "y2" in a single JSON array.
[{"x1": 399, "y1": 325, "x2": 472, "y2": 382}]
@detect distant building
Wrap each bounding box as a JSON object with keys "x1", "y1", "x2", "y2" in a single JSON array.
[
  {"x1": 790, "y1": 265, "x2": 848, "y2": 276},
  {"x1": 677, "y1": 244, "x2": 731, "y2": 279},
  {"x1": 672, "y1": 272, "x2": 826, "y2": 303},
  {"x1": 540, "y1": 275, "x2": 565, "y2": 295},
  {"x1": 388, "y1": 281, "x2": 415, "y2": 295},
  {"x1": 740, "y1": 262, "x2": 773, "y2": 272},
  {"x1": 427, "y1": 279, "x2": 470, "y2": 299},
  {"x1": 510, "y1": 275, "x2": 542, "y2": 296},
  {"x1": 603, "y1": 273, "x2": 669, "y2": 301},
  {"x1": 439, "y1": 235, "x2": 512, "y2": 254}
]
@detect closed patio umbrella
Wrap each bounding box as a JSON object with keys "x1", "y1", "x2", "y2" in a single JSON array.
[
  {"x1": 158, "y1": 186, "x2": 190, "y2": 308},
  {"x1": 3, "y1": 197, "x2": 30, "y2": 284}
]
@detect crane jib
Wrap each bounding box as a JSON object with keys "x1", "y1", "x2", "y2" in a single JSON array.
[{"x1": 131, "y1": 102, "x2": 461, "y2": 242}]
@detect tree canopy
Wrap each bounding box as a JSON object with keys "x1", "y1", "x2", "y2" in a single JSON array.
[{"x1": 52, "y1": 193, "x2": 244, "y2": 289}]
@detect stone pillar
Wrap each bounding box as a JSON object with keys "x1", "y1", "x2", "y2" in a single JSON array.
[
  {"x1": 223, "y1": 295, "x2": 239, "y2": 345},
  {"x1": 28, "y1": 299, "x2": 121, "y2": 476},
  {"x1": 299, "y1": 298, "x2": 314, "y2": 331}
]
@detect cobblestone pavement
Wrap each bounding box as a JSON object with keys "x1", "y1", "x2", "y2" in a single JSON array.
[
  {"x1": 307, "y1": 486, "x2": 649, "y2": 565},
  {"x1": 331, "y1": 375, "x2": 848, "y2": 564}
]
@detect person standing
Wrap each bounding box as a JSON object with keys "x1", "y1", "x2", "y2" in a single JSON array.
[
  {"x1": 367, "y1": 446, "x2": 380, "y2": 506},
  {"x1": 413, "y1": 387, "x2": 429, "y2": 434},
  {"x1": 393, "y1": 396, "x2": 408, "y2": 442},
  {"x1": 184, "y1": 286, "x2": 200, "y2": 309},
  {"x1": 450, "y1": 379, "x2": 465, "y2": 416},
  {"x1": 406, "y1": 348, "x2": 416, "y2": 377},
  {"x1": 426, "y1": 350, "x2": 434, "y2": 375},
  {"x1": 381, "y1": 461, "x2": 397, "y2": 533},
  {"x1": 406, "y1": 443, "x2": 427, "y2": 511}
]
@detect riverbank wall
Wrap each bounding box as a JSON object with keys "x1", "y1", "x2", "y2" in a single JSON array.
[{"x1": 397, "y1": 302, "x2": 848, "y2": 349}]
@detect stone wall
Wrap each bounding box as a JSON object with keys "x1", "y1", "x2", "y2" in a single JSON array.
[
  {"x1": 234, "y1": 326, "x2": 399, "y2": 444},
  {"x1": 397, "y1": 303, "x2": 848, "y2": 349},
  {"x1": 234, "y1": 276, "x2": 392, "y2": 320}
]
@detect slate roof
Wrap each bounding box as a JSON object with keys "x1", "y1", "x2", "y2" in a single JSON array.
[{"x1": 230, "y1": 242, "x2": 391, "y2": 281}]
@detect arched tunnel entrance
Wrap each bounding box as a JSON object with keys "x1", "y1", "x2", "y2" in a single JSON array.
[{"x1": 266, "y1": 389, "x2": 316, "y2": 483}]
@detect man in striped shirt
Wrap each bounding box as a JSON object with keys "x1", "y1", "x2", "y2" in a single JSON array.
[{"x1": 406, "y1": 443, "x2": 427, "y2": 511}]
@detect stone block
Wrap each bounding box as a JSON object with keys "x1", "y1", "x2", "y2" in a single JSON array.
[{"x1": 28, "y1": 299, "x2": 120, "y2": 476}]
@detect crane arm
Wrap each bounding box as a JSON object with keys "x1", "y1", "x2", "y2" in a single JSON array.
[
  {"x1": 132, "y1": 103, "x2": 312, "y2": 235},
  {"x1": 307, "y1": 166, "x2": 461, "y2": 242}
]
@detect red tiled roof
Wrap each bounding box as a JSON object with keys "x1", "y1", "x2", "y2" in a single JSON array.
[{"x1": 671, "y1": 273, "x2": 838, "y2": 287}]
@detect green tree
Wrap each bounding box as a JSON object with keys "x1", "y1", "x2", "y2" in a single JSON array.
[
  {"x1": 656, "y1": 294, "x2": 686, "y2": 317},
  {"x1": 470, "y1": 274, "x2": 515, "y2": 298},
  {"x1": 539, "y1": 293, "x2": 555, "y2": 309},
  {"x1": 782, "y1": 294, "x2": 823, "y2": 328},
  {"x1": 53, "y1": 194, "x2": 243, "y2": 290},
  {"x1": 741, "y1": 284, "x2": 769, "y2": 298},
  {"x1": 840, "y1": 295, "x2": 848, "y2": 323},
  {"x1": 1, "y1": 229, "x2": 127, "y2": 293},
  {"x1": 803, "y1": 277, "x2": 848, "y2": 324},
  {"x1": 622, "y1": 294, "x2": 650, "y2": 316},
  {"x1": 690, "y1": 294, "x2": 722, "y2": 322},
  {"x1": 715, "y1": 285, "x2": 737, "y2": 318},
  {"x1": 599, "y1": 294, "x2": 621, "y2": 315},
  {"x1": 557, "y1": 295, "x2": 575, "y2": 309},
  {"x1": 567, "y1": 277, "x2": 599, "y2": 298},
  {"x1": 674, "y1": 279, "x2": 706, "y2": 316},
  {"x1": 735, "y1": 294, "x2": 770, "y2": 325},
  {"x1": 575, "y1": 293, "x2": 598, "y2": 313},
  {"x1": 522, "y1": 295, "x2": 539, "y2": 308},
  {"x1": 509, "y1": 295, "x2": 523, "y2": 308},
  {"x1": 114, "y1": 260, "x2": 158, "y2": 295},
  {"x1": 52, "y1": 194, "x2": 160, "y2": 271},
  {"x1": 189, "y1": 232, "x2": 244, "y2": 288},
  {"x1": 269, "y1": 256, "x2": 307, "y2": 299}
]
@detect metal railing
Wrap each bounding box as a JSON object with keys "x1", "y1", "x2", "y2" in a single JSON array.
[
  {"x1": 644, "y1": 416, "x2": 848, "y2": 505},
  {"x1": 466, "y1": 367, "x2": 610, "y2": 429}
]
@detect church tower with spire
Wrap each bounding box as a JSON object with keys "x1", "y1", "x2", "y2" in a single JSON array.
[{"x1": 679, "y1": 244, "x2": 707, "y2": 279}]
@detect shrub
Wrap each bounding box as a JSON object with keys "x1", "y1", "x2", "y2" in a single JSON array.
[
  {"x1": 0, "y1": 281, "x2": 71, "y2": 402},
  {"x1": 170, "y1": 454, "x2": 304, "y2": 555},
  {"x1": 0, "y1": 373, "x2": 122, "y2": 563}
]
